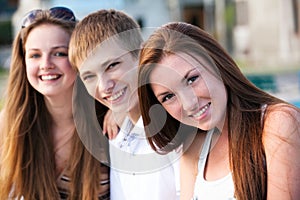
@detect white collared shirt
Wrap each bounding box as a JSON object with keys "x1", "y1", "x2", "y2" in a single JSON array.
[{"x1": 110, "y1": 116, "x2": 180, "y2": 200}]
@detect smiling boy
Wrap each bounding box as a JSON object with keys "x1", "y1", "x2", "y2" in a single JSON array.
[{"x1": 69, "y1": 9, "x2": 180, "y2": 200}]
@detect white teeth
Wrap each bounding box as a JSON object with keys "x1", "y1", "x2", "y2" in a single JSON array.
[
  {"x1": 41, "y1": 75, "x2": 59, "y2": 81},
  {"x1": 192, "y1": 103, "x2": 210, "y2": 118},
  {"x1": 107, "y1": 88, "x2": 125, "y2": 101}
]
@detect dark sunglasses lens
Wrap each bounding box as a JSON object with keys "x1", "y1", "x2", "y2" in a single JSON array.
[
  {"x1": 49, "y1": 7, "x2": 75, "y2": 22},
  {"x1": 21, "y1": 7, "x2": 75, "y2": 28},
  {"x1": 21, "y1": 9, "x2": 42, "y2": 28}
]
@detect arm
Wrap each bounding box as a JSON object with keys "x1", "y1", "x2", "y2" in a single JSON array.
[{"x1": 263, "y1": 104, "x2": 300, "y2": 199}]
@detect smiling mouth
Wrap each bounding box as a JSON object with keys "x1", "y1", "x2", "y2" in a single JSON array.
[
  {"x1": 191, "y1": 102, "x2": 211, "y2": 118},
  {"x1": 106, "y1": 87, "x2": 126, "y2": 102},
  {"x1": 40, "y1": 74, "x2": 61, "y2": 81}
]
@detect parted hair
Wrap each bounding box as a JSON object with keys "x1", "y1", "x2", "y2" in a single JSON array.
[
  {"x1": 0, "y1": 10, "x2": 106, "y2": 199},
  {"x1": 138, "y1": 22, "x2": 289, "y2": 200}
]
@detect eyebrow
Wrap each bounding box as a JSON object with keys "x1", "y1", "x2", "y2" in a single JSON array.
[
  {"x1": 181, "y1": 68, "x2": 197, "y2": 83},
  {"x1": 80, "y1": 70, "x2": 93, "y2": 77},
  {"x1": 156, "y1": 91, "x2": 170, "y2": 99},
  {"x1": 80, "y1": 55, "x2": 123, "y2": 77},
  {"x1": 26, "y1": 45, "x2": 69, "y2": 51},
  {"x1": 53, "y1": 46, "x2": 69, "y2": 49}
]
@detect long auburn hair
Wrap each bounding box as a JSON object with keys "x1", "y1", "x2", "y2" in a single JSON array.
[
  {"x1": 0, "y1": 11, "x2": 106, "y2": 199},
  {"x1": 138, "y1": 22, "x2": 287, "y2": 200}
]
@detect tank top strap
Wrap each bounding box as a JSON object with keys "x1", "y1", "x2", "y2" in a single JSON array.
[{"x1": 198, "y1": 128, "x2": 215, "y2": 172}]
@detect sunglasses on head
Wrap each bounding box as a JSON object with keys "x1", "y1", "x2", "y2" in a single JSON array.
[{"x1": 21, "y1": 6, "x2": 76, "y2": 28}]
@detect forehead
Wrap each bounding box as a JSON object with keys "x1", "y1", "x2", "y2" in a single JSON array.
[
  {"x1": 79, "y1": 38, "x2": 129, "y2": 73},
  {"x1": 25, "y1": 24, "x2": 70, "y2": 48},
  {"x1": 149, "y1": 54, "x2": 198, "y2": 86}
]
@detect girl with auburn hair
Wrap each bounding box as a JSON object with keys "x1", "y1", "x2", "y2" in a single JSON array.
[
  {"x1": 138, "y1": 22, "x2": 300, "y2": 200},
  {"x1": 0, "y1": 7, "x2": 110, "y2": 199}
]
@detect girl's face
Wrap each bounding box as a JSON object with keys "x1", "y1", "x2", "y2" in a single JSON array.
[
  {"x1": 149, "y1": 53, "x2": 227, "y2": 131},
  {"x1": 25, "y1": 24, "x2": 76, "y2": 98}
]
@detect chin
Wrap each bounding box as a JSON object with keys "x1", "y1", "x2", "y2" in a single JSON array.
[{"x1": 195, "y1": 122, "x2": 212, "y2": 131}]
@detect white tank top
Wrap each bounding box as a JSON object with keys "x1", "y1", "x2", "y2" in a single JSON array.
[{"x1": 192, "y1": 128, "x2": 236, "y2": 200}]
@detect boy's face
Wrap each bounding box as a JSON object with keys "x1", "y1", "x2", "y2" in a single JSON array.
[{"x1": 79, "y1": 39, "x2": 139, "y2": 114}]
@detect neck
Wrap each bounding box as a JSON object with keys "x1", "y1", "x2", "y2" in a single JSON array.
[
  {"x1": 43, "y1": 90, "x2": 75, "y2": 175},
  {"x1": 44, "y1": 89, "x2": 74, "y2": 128},
  {"x1": 128, "y1": 103, "x2": 141, "y2": 125}
]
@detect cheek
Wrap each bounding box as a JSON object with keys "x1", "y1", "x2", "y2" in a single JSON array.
[
  {"x1": 126, "y1": 68, "x2": 138, "y2": 86},
  {"x1": 25, "y1": 62, "x2": 37, "y2": 82},
  {"x1": 86, "y1": 81, "x2": 98, "y2": 99},
  {"x1": 67, "y1": 69, "x2": 77, "y2": 82},
  {"x1": 62, "y1": 61, "x2": 77, "y2": 80},
  {"x1": 62, "y1": 60, "x2": 74, "y2": 72},
  {"x1": 210, "y1": 81, "x2": 227, "y2": 103},
  {"x1": 163, "y1": 103, "x2": 182, "y2": 121}
]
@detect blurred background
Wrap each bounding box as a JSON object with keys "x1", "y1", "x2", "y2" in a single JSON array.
[{"x1": 0, "y1": 0, "x2": 300, "y2": 108}]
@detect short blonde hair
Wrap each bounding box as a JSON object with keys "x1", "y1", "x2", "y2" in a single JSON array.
[{"x1": 69, "y1": 9, "x2": 143, "y2": 70}]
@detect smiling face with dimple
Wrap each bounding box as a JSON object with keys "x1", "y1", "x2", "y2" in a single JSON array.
[
  {"x1": 150, "y1": 53, "x2": 227, "y2": 131},
  {"x1": 79, "y1": 39, "x2": 140, "y2": 115},
  {"x1": 25, "y1": 23, "x2": 76, "y2": 97}
]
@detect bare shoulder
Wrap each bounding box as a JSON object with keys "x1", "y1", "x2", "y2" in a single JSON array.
[
  {"x1": 263, "y1": 103, "x2": 300, "y2": 139},
  {"x1": 263, "y1": 103, "x2": 300, "y2": 199}
]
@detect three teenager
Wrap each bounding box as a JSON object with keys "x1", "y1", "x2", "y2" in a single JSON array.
[{"x1": 1, "y1": 6, "x2": 299, "y2": 200}]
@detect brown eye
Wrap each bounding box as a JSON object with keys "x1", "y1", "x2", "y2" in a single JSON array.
[{"x1": 162, "y1": 93, "x2": 175, "y2": 103}]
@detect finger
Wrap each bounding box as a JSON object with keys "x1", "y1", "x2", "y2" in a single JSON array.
[
  {"x1": 111, "y1": 125, "x2": 119, "y2": 139},
  {"x1": 103, "y1": 110, "x2": 112, "y2": 135},
  {"x1": 102, "y1": 117, "x2": 107, "y2": 135},
  {"x1": 107, "y1": 126, "x2": 114, "y2": 140}
]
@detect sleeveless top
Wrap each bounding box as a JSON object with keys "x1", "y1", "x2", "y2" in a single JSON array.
[
  {"x1": 192, "y1": 105, "x2": 268, "y2": 200},
  {"x1": 13, "y1": 162, "x2": 110, "y2": 200},
  {"x1": 192, "y1": 128, "x2": 235, "y2": 200},
  {"x1": 57, "y1": 163, "x2": 110, "y2": 200}
]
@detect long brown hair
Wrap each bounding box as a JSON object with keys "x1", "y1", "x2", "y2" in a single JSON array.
[
  {"x1": 0, "y1": 10, "x2": 106, "y2": 199},
  {"x1": 138, "y1": 22, "x2": 286, "y2": 200}
]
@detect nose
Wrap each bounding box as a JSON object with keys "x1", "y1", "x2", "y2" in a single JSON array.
[
  {"x1": 96, "y1": 76, "x2": 115, "y2": 94},
  {"x1": 179, "y1": 89, "x2": 198, "y2": 112},
  {"x1": 39, "y1": 55, "x2": 54, "y2": 70}
]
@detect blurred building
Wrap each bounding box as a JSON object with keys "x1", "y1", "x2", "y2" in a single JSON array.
[
  {"x1": 167, "y1": 0, "x2": 300, "y2": 69},
  {"x1": 6, "y1": 0, "x2": 300, "y2": 69},
  {"x1": 233, "y1": 0, "x2": 300, "y2": 69}
]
